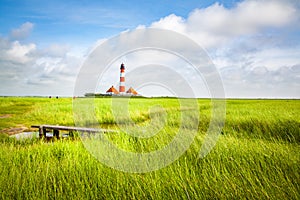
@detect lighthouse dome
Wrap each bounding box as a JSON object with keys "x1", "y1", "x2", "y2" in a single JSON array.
[{"x1": 120, "y1": 63, "x2": 125, "y2": 70}]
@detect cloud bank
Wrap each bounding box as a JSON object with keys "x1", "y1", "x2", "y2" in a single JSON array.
[
  {"x1": 151, "y1": 0, "x2": 297, "y2": 48},
  {"x1": 0, "y1": 23, "x2": 81, "y2": 96},
  {"x1": 149, "y1": 0, "x2": 300, "y2": 98},
  {"x1": 0, "y1": 0, "x2": 299, "y2": 98}
]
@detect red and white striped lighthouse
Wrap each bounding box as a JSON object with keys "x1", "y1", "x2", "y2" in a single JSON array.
[{"x1": 119, "y1": 63, "x2": 125, "y2": 94}]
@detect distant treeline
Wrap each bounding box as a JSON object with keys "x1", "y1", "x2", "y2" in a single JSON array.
[
  {"x1": 84, "y1": 93, "x2": 179, "y2": 99},
  {"x1": 84, "y1": 93, "x2": 146, "y2": 98}
]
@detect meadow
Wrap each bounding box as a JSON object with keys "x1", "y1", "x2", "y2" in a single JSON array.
[{"x1": 0, "y1": 97, "x2": 299, "y2": 199}]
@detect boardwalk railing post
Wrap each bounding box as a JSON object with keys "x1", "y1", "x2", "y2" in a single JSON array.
[
  {"x1": 43, "y1": 127, "x2": 47, "y2": 138},
  {"x1": 53, "y1": 129, "x2": 59, "y2": 139},
  {"x1": 39, "y1": 126, "x2": 43, "y2": 138}
]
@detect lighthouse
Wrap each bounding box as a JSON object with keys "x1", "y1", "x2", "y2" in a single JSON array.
[
  {"x1": 105, "y1": 63, "x2": 139, "y2": 96},
  {"x1": 119, "y1": 63, "x2": 125, "y2": 94}
]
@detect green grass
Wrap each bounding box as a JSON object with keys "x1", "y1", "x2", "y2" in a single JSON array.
[
  {"x1": 0, "y1": 97, "x2": 74, "y2": 130},
  {"x1": 0, "y1": 97, "x2": 299, "y2": 199}
]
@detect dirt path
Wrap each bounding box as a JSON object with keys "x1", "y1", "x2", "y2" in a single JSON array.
[
  {"x1": 0, "y1": 114, "x2": 12, "y2": 119},
  {"x1": 0, "y1": 125, "x2": 29, "y2": 135}
]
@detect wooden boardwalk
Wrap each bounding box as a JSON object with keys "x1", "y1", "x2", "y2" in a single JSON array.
[{"x1": 31, "y1": 125, "x2": 116, "y2": 139}]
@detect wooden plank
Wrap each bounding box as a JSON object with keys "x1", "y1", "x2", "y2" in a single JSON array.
[
  {"x1": 31, "y1": 125, "x2": 116, "y2": 133},
  {"x1": 32, "y1": 125, "x2": 118, "y2": 139}
]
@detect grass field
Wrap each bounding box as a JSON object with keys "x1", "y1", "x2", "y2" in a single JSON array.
[{"x1": 0, "y1": 97, "x2": 299, "y2": 199}]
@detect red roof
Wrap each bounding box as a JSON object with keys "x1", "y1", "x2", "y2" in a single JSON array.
[
  {"x1": 126, "y1": 87, "x2": 138, "y2": 95},
  {"x1": 106, "y1": 86, "x2": 119, "y2": 94}
]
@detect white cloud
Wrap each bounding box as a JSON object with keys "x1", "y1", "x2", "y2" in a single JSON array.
[
  {"x1": 151, "y1": 0, "x2": 297, "y2": 48},
  {"x1": 43, "y1": 44, "x2": 71, "y2": 57},
  {"x1": 235, "y1": 1, "x2": 296, "y2": 28},
  {"x1": 10, "y1": 22, "x2": 34, "y2": 40},
  {"x1": 0, "y1": 23, "x2": 82, "y2": 96},
  {"x1": 220, "y1": 64, "x2": 300, "y2": 98},
  {"x1": 148, "y1": 0, "x2": 300, "y2": 98},
  {"x1": 151, "y1": 14, "x2": 186, "y2": 33},
  {"x1": 250, "y1": 48, "x2": 300, "y2": 70},
  {"x1": 4, "y1": 41, "x2": 36, "y2": 64}
]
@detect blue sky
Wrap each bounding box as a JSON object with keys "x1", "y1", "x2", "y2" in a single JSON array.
[
  {"x1": 0, "y1": 0, "x2": 299, "y2": 97},
  {"x1": 0, "y1": 0, "x2": 241, "y2": 44}
]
